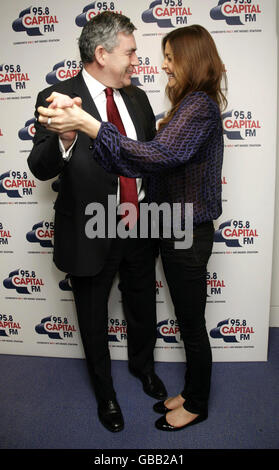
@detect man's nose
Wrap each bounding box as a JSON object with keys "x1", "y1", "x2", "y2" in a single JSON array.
[{"x1": 131, "y1": 52, "x2": 139, "y2": 66}]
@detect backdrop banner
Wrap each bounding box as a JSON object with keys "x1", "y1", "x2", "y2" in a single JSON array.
[{"x1": 0, "y1": 0, "x2": 277, "y2": 362}]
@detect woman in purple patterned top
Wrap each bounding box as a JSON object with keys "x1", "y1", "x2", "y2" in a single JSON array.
[{"x1": 38, "y1": 25, "x2": 227, "y2": 432}]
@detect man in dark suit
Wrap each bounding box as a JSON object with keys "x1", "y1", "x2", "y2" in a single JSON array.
[{"x1": 27, "y1": 12, "x2": 166, "y2": 433}]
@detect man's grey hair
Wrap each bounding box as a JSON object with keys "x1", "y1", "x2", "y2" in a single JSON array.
[{"x1": 79, "y1": 11, "x2": 136, "y2": 64}]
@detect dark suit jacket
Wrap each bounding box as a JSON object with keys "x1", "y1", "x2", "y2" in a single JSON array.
[{"x1": 27, "y1": 72, "x2": 156, "y2": 276}]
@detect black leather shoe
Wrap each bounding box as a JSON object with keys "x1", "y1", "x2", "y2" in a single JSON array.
[
  {"x1": 130, "y1": 369, "x2": 167, "y2": 400},
  {"x1": 97, "y1": 400, "x2": 124, "y2": 432},
  {"x1": 153, "y1": 400, "x2": 171, "y2": 414},
  {"x1": 155, "y1": 413, "x2": 207, "y2": 432}
]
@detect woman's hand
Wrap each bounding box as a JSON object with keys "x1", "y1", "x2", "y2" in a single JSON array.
[
  {"x1": 38, "y1": 103, "x2": 84, "y2": 134},
  {"x1": 41, "y1": 92, "x2": 83, "y2": 148},
  {"x1": 38, "y1": 92, "x2": 101, "y2": 140}
]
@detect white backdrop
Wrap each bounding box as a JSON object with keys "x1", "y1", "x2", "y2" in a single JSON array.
[{"x1": 0, "y1": 0, "x2": 277, "y2": 362}]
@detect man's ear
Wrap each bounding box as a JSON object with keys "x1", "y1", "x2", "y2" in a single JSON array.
[{"x1": 94, "y1": 45, "x2": 107, "y2": 66}]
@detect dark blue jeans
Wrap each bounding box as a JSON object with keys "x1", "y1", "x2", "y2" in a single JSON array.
[{"x1": 159, "y1": 221, "x2": 214, "y2": 415}]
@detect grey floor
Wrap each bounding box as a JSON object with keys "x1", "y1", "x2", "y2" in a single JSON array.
[{"x1": 0, "y1": 328, "x2": 278, "y2": 460}]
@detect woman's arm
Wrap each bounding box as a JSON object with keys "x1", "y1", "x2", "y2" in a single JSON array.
[
  {"x1": 91, "y1": 92, "x2": 221, "y2": 177},
  {"x1": 37, "y1": 91, "x2": 220, "y2": 178}
]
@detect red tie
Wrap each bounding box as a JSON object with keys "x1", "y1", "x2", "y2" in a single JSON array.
[{"x1": 105, "y1": 87, "x2": 139, "y2": 226}]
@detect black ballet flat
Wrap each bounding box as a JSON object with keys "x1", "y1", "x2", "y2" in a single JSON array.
[
  {"x1": 155, "y1": 413, "x2": 207, "y2": 432},
  {"x1": 153, "y1": 400, "x2": 171, "y2": 414}
]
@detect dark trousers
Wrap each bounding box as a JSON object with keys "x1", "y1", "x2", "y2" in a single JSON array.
[
  {"x1": 159, "y1": 221, "x2": 214, "y2": 415},
  {"x1": 70, "y1": 234, "x2": 157, "y2": 404}
]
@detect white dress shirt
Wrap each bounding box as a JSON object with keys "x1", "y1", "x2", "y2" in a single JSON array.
[{"x1": 59, "y1": 68, "x2": 145, "y2": 203}]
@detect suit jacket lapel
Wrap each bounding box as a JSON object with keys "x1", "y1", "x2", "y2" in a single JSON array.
[
  {"x1": 71, "y1": 72, "x2": 102, "y2": 121},
  {"x1": 71, "y1": 73, "x2": 144, "y2": 140},
  {"x1": 120, "y1": 88, "x2": 145, "y2": 141}
]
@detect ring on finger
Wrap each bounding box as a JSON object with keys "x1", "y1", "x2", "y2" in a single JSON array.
[{"x1": 47, "y1": 117, "x2": 52, "y2": 126}]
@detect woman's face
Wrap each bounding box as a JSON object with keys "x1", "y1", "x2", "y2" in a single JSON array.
[{"x1": 162, "y1": 41, "x2": 176, "y2": 88}]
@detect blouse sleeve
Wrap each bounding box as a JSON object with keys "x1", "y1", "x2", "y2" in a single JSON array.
[{"x1": 91, "y1": 92, "x2": 220, "y2": 178}]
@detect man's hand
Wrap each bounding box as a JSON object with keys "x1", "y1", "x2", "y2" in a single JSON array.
[
  {"x1": 38, "y1": 93, "x2": 101, "y2": 140},
  {"x1": 47, "y1": 91, "x2": 82, "y2": 109},
  {"x1": 45, "y1": 92, "x2": 82, "y2": 149}
]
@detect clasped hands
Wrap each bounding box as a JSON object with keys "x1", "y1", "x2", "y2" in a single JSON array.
[{"x1": 37, "y1": 92, "x2": 100, "y2": 147}]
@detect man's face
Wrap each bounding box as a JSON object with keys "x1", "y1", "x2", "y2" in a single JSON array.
[{"x1": 103, "y1": 32, "x2": 139, "y2": 88}]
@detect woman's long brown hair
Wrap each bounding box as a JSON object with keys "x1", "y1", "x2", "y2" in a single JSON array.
[{"x1": 159, "y1": 25, "x2": 227, "y2": 130}]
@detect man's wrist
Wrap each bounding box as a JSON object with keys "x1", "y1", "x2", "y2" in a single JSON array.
[
  {"x1": 59, "y1": 134, "x2": 78, "y2": 161},
  {"x1": 60, "y1": 135, "x2": 76, "y2": 151}
]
